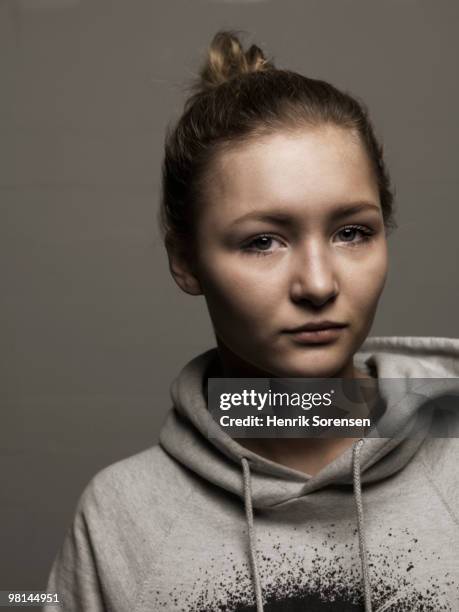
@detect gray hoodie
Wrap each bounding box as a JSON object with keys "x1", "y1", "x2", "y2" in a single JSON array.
[{"x1": 44, "y1": 337, "x2": 459, "y2": 611}]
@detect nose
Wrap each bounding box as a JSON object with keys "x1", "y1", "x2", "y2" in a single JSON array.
[{"x1": 289, "y1": 241, "x2": 339, "y2": 307}]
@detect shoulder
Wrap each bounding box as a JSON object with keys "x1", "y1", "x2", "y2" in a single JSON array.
[
  {"x1": 86, "y1": 444, "x2": 181, "y2": 492},
  {"x1": 419, "y1": 436, "x2": 459, "y2": 522},
  {"x1": 47, "y1": 447, "x2": 191, "y2": 609},
  {"x1": 77, "y1": 445, "x2": 193, "y2": 535},
  {"x1": 420, "y1": 435, "x2": 459, "y2": 478}
]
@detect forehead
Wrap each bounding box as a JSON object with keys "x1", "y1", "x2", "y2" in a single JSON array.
[{"x1": 202, "y1": 126, "x2": 379, "y2": 222}]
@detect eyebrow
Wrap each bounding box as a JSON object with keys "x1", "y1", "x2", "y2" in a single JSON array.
[{"x1": 228, "y1": 202, "x2": 381, "y2": 228}]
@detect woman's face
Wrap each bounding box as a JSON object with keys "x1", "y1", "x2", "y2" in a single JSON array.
[{"x1": 172, "y1": 125, "x2": 388, "y2": 377}]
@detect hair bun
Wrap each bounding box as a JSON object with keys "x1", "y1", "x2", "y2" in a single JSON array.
[{"x1": 197, "y1": 30, "x2": 275, "y2": 92}]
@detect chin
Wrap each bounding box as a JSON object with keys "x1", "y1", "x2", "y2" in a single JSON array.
[{"x1": 268, "y1": 347, "x2": 351, "y2": 378}]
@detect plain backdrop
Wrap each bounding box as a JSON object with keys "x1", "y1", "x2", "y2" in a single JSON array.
[{"x1": 1, "y1": 0, "x2": 458, "y2": 600}]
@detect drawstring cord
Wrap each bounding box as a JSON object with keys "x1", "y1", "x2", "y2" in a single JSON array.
[
  {"x1": 241, "y1": 439, "x2": 372, "y2": 612},
  {"x1": 241, "y1": 457, "x2": 264, "y2": 612},
  {"x1": 352, "y1": 438, "x2": 373, "y2": 612}
]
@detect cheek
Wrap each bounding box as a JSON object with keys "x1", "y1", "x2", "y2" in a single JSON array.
[
  {"x1": 198, "y1": 255, "x2": 283, "y2": 324},
  {"x1": 344, "y1": 244, "x2": 388, "y2": 314}
]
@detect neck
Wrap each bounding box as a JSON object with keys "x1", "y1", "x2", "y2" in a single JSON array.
[{"x1": 213, "y1": 339, "x2": 372, "y2": 476}]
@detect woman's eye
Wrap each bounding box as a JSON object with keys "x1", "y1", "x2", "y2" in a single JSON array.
[
  {"x1": 335, "y1": 225, "x2": 372, "y2": 245},
  {"x1": 243, "y1": 235, "x2": 282, "y2": 256}
]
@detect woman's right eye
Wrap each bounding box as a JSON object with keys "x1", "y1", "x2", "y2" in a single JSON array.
[{"x1": 242, "y1": 234, "x2": 283, "y2": 256}]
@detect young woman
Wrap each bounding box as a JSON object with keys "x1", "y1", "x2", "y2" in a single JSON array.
[{"x1": 45, "y1": 32, "x2": 459, "y2": 611}]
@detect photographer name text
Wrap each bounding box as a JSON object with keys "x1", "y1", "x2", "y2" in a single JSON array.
[{"x1": 219, "y1": 415, "x2": 371, "y2": 428}]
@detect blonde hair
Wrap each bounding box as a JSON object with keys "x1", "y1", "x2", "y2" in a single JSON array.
[
  {"x1": 197, "y1": 30, "x2": 274, "y2": 91},
  {"x1": 160, "y1": 31, "x2": 395, "y2": 249}
]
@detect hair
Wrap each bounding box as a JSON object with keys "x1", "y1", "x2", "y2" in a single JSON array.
[{"x1": 160, "y1": 30, "x2": 396, "y2": 250}]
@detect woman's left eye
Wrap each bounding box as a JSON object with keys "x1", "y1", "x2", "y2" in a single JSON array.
[{"x1": 334, "y1": 225, "x2": 373, "y2": 245}]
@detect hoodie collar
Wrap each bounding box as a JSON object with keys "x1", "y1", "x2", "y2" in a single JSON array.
[{"x1": 159, "y1": 336, "x2": 459, "y2": 509}]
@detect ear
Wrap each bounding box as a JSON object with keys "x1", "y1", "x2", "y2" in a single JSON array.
[{"x1": 165, "y1": 234, "x2": 203, "y2": 296}]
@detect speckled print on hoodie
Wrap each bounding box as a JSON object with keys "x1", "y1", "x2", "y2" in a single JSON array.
[{"x1": 44, "y1": 337, "x2": 459, "y2": 612}]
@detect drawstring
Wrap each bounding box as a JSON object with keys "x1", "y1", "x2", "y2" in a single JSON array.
[
  {"x1": 241, "y1": 457, "x2": 264, "y2": 612},
  {"x1": 240, "y1": 439, "x2": 372, "y2": 612},
  {"x1": 352, "y1": 438, "x2": 373, "y2": 612}
]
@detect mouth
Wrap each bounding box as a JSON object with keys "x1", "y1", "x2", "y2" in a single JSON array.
[{"x1": 283, "y1": 321, "x2": 348, "y2": 345}]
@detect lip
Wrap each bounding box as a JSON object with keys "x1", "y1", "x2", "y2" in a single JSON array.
[
  {"x1": 285, "y1": 321, "x2": 348, "y2": 333},
  {"x1": 283, "y1": 321, "x2": 348, "y2": 345}
]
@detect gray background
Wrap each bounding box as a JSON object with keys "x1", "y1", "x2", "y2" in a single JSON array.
[{"x1": 1, "y1": 0, "x2": 458, "y2": 598}]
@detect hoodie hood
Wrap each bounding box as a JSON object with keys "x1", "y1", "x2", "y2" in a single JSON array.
[{"x1": 160, "y1": 336, "x2": 459, "y2": 509}]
